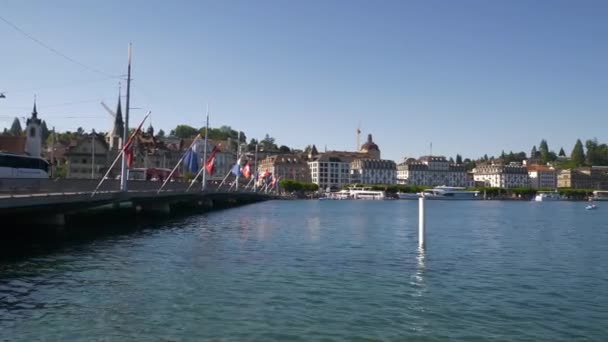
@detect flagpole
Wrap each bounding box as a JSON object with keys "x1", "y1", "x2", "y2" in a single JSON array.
[
  {"x1": 120, "y1": 43, "x2": 133, "y2": 192},
  {"x1": 253, "y1": 142, "x2": 258, "y2": 192},
  {"x1": 201, "y1": 105, "x2": 209, "y2": 191},
  {"x1": 236, "y1": 132, "x2": 240, "y2": 191},
  {"x1": 158, "y1": 134, "x2": 201, "y2": 193},
  {"x1": 216, "y1": 170, "x2": 231, "y2": 191},
  {"x1": 92, "y1": 111, "x2": 150, "y2": 197}
]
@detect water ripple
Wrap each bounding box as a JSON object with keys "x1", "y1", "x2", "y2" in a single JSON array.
[{"x1": 0, "y1": 200, "x2": 607, "y2": 340}]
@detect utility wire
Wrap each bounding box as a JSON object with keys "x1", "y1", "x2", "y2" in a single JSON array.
[{"x1": 0, "y1": 15, "x2": 120, "y2": 79}]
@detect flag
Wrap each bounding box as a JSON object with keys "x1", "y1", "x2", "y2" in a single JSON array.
[
  {"x1": 185, "y1": 146, "x2": 198, "y2": 173},
  {"x1": 231, "y1": 157, "x2": 242, "y2": 177},
  {"x1": 125, "y1": 145, "x2": 134, "y2": 168},
  {"x1": 242, "y1": 161, "x2": 252, "y2": 178},
  {"x1": 205, "y1": 147, "x2": 218, "y2": 175}
]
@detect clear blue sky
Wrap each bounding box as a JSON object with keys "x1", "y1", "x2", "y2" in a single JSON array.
[{"x1": 1, "y1": 0, "x2": 607, "y2": 162}]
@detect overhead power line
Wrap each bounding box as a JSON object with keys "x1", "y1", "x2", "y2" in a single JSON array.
[{"x1": 0, "y1": 15, "x2": 120, "y2": 78}]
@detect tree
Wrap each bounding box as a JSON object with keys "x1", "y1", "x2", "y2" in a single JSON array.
[
  {"x1": 531, "y1": 145, "x2": 538, "y2": 159},
  {"x1": 260, "y1": 134, "x2": 277, "y2": 151},
  {"x1": 157, "y1": 129, "x2": 165, "y2": 138},
  {"x1": 539, "y1": 139, "x2": 549, "y2": 163},
  {"x1": 76, "y1": 127, "x2": 85, "y2": 135},
  {"x1": 171, "y1": 125, "x2": 198, "y2": 139},
  {"x1": 456, "y1": 154, "x2": 463, "y2": 165},
  {"x1": 558, "y1": 147, "x2": 566, "y2": 157},
  {"x1": 248, "y1": 138, "x2": 258, "y2": 151},
  {"x1": 279, "y1": 145, "x2": 291, "y2": 153},
  {"x1": 9, "y1": 117, "x2": 22, "y2": 136},
  {"x1": 41, "y1": 120, "x2": 49, "y2": 142},
  {"x1": 571, "y1": 139, "x2": 585, "y2": 166}
]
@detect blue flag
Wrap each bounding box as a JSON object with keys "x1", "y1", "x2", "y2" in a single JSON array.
[{"x1": 185, "y1": 148, "x2": 198, "y2": 173}]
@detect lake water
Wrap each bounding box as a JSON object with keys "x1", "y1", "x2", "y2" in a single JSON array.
[{"x1": 1, "y1": 200, "x2": 607, "y2": 340}]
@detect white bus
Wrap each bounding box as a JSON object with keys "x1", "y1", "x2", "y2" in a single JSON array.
[{"x1": 0, "y1": 152, "x2": 50, "y2": 178}]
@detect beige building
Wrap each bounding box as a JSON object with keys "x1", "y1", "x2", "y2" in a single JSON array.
[
  {"x1": 557, "y1": 167, "x2": 608, "y2": 189},
  {"x1": 397, "y1": 156, "x2": 470, "y2": 187},
  {"x1": 257, "y1": 154, "x2": 311, "y2": 183},
  {"x1": 65, "y1": 133, "x2": 112, "y2": 179}
]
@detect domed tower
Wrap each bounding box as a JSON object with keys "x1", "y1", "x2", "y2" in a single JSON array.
[
  {"x1": 25, "y1": 99, "x2": 42, "y2": 158},
  {"x1": 360, "y1": 134, "x2": 380, "y2": 159}
]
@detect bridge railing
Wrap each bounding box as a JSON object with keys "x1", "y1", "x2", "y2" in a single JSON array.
[{"x1": 0, "y1": 178, "x2": 254, "y2": 195}]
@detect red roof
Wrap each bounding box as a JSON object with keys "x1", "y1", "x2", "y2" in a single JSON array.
[{"x1": 0, "y1": 136, "x2": 26, "y2": 154}]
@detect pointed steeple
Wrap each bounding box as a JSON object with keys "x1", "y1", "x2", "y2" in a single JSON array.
[
  {"x1": 111, "y1": 85, "x2": 124, "y2": 138},
  {"x1": 27, "y1": 95, "x2": 41, "y2": 125},
  {"x1": 32, "y1": 95, "x2": 38, "y2": 119}
]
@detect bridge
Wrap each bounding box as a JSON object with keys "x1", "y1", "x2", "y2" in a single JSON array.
[{"x1": 0, "y1": 178, "x2": 275, "y2": 225}]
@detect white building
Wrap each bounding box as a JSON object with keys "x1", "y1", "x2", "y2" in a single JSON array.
[
  {"x1": 473, "y1": 163, "x2": 529, "y2": 188},
  {"x1": 350, "y1": 159, "x2": 396, "y2": 185},
  {"x1": 309, "y1": 154, "x2": 351, "y2": 190},
  {"x1": 527, "y1": 165, "x2": 557, "y2": 189},
  {"x1": 396, "y1": 156, "x2": 470, "y2": 187}
]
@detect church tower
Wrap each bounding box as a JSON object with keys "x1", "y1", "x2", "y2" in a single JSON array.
[
  {"x1": 25, "y1": 99, "x2": 42, "y2": 157},
  {"x1": 107, "y1": 88, "x2": 125, "y2": 151}
]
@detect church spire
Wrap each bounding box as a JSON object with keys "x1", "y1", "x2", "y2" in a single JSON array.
[
  {"x1": 32, "y1": 95, "x2": 38, "y2": 119},
  {"x1": 112, "y1": 84, "x2": 124, "y2": 137}
]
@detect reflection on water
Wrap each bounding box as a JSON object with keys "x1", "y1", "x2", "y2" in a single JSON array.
[{"x1": 1, "y1": 200, "x2": 608, "y2": 340}]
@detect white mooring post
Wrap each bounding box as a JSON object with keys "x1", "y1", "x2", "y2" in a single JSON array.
[{"x1": 418, "y1": 197, "x2": 426, "y2": 249}]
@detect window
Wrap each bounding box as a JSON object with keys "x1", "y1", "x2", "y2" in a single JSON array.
[{"x1": 30, "y1": 127, "x2": 36, "y2": 137}]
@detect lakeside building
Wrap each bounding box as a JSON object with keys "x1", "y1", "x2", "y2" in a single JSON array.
[
  {"x1": 557, "y1": 167, "x2": 608, "y2": 189},
  {"x1": 527, "y1": 165, "x2": 557, "y2": 189},
  {"x1": 350, "y1": 159, "x2": 396, "y2": 185},
  {"x1": 473, "y1": 163, "x2": 529, "y2": 188},
  {"x1": 65, "y1": 132, "x2": 111, "y2": 179},
  {"x1": 257, "y1": 154, "x2": 311, "y2": 183},
  {"x1": 396, "y1": 156, "x2": 470, "y2": 187},
  {"x1": 308, "y1": 134, "x2": 384, "y2": 190}
]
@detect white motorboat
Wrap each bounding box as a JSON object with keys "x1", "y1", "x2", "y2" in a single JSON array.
[
  {"x1": 534, "y1": 191, "x2": 564, "y2": 202},
  {"x1": 420, "y1": 186, "x2": 481, "y2": 200},
  {"x1": 590, "y1": 191, "x2": 608, "y2": 201},
  {"x1": 397, "y1": 192, "x2": 421, "y2": 200}
]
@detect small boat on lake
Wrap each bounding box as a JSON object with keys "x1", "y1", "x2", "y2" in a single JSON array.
[
  {"x1": 420, "y1": 186, "x2": 481, "y2": 200},
  {"x1": 534, "y1": 190, "x2": 565, "y2": 202},
  {"x1": 590, "y1": 191, "x2": 608, "y2": 201},
  {"x1": 585, "y1": 204, "x2": 598, "y2": 210},
  {"x1": 397, "y1": 192, "x2": 421, "y2": 200}
]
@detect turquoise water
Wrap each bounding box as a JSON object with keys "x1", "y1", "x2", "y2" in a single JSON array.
[{"x1": 1, "y1": 200, "x2": 607, "y2": 340}]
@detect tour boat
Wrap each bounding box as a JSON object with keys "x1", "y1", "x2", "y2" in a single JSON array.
[
  {"x1": 590, "y1": 191, "x2": 608, "y2": 201},
  {"x1": 397, "y1": 192, "x2": 421, "y2": 200},
  {"x1": 322, "y1": 187, "x2": 386, "y2": 200},
  {"x1": 420, "y1": 186, "x2": 481, "y2": 200},
  {"x1": 348, "y1": 187, "x2": 386, "y2": 200},
  {"x1": 534, "y1": 190, "x2": 564, "y2": 202}
]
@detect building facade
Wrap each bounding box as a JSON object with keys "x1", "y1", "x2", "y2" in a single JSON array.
[
  {"x1": 65, "y1": 133, "x2": 111, "y2": 179},
  {"x1": 473, "y1": 163, "x2": 529, "y2": 188},
  {"x1": 257, "y1": 154, "x2": 311, "y2": 183},
  {"x1": 527, "y1": 165, "x2": 557, "y2": 189},
  {"x1": 350, "y1": 159, "x2": 396, "y2": 184},
  {"x1": 396, "y1": 156, "x2": 470, "y2": 187},
  {"x1": 557, "y1": 167, "x2": 608, "y2": 189}
]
